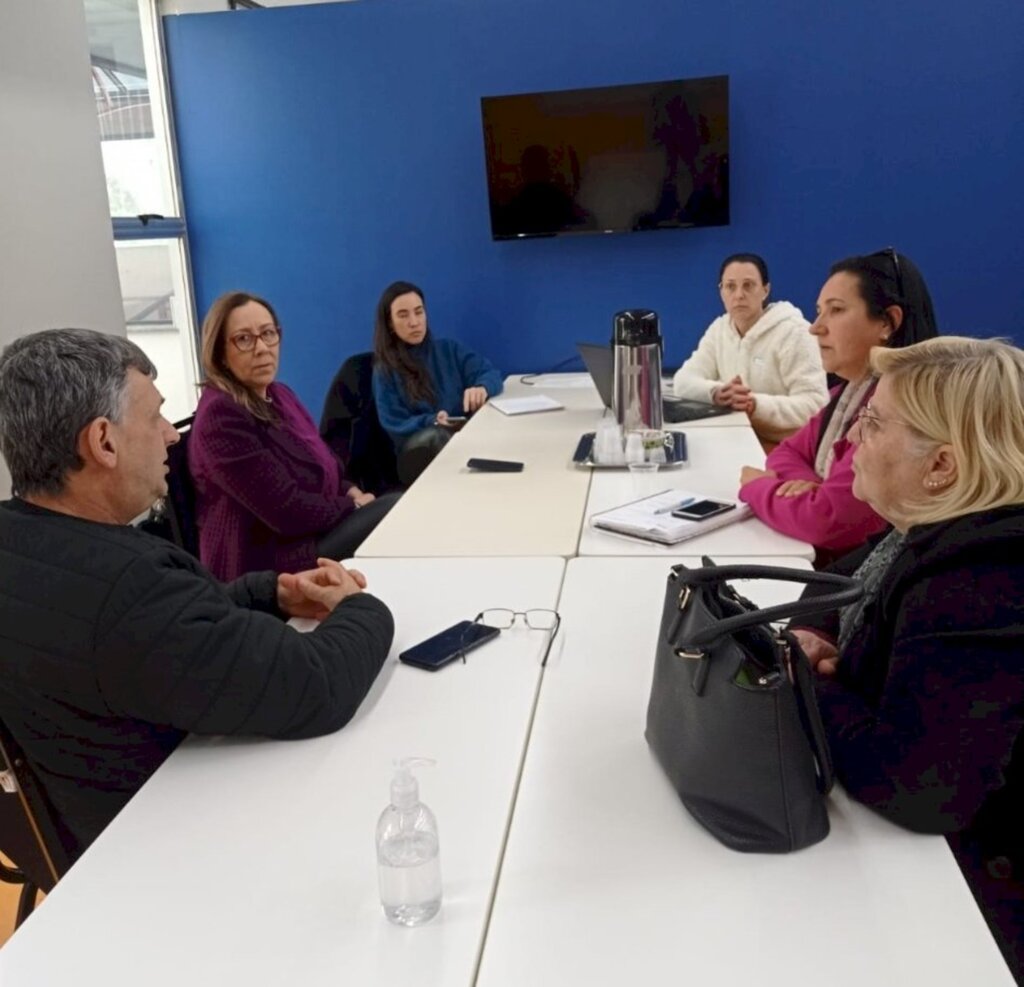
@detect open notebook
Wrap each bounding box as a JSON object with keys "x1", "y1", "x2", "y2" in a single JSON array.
[
  {"x1": 590, "y1": 489, "x2": 750, "y2": 545},
  {"x1": 489, "y1": 394, "x2": 564, "y2": 415}
]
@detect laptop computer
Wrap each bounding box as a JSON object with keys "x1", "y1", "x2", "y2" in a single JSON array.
[{"x1": 576, "y1": 342, "x2": 734, "y2": 424}]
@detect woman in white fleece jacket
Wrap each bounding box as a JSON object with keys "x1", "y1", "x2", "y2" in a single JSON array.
[{"x1": 673, "y1": 253, "x2": 828, "y2": 444}]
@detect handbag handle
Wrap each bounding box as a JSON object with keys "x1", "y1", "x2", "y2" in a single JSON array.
[
  {"x1": 670, "y1": 562, "x2": 862, "y2": 648},
  {"x1": 786, "y1": 631, "x2": 835, "y2": 794}
]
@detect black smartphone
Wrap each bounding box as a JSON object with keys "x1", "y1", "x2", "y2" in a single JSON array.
[
  {"x1": 671, "y1": 499, "x2": 736, "y2": 521},
  {"x1": 398, "y1": 620, "x2": 501, "y2": 671},
  {"x1": 440, "y1": 416, "x2": 467, "y2": 429},
  {"x1": 466, "y1": 458, "x2": 524, "y2": 472}
]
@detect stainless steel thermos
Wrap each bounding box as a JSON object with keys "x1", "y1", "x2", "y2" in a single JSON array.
[{"x1": 612, "y1": 309, "x2": 663, "y2": 432}]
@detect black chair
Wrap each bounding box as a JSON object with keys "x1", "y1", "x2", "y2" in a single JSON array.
[
  {"x1": 139, "y1": 415, "x2": 199, "y2": 558},
  {"x1": 0, "y1": 717, "x2": 71, "y2": 930},
  {"x1": 320, "y1": 353, "x2": 400, "y2": 495},
  {"x1": 165, "y1": 415, "x2": 199, "y2": 557}
]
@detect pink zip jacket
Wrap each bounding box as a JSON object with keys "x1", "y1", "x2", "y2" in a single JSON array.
[{"x1": 738, "y1": 385, "x2": 887, "y2": 554}]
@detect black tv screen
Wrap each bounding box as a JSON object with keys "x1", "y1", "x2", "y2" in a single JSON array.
[{"x1": 480, "y1": 75, "x2": 729, "y2": 240}]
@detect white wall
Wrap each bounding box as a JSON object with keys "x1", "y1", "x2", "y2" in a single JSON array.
[{"x1": 0, "y1": 0, "x2": 124, "y2": 497}]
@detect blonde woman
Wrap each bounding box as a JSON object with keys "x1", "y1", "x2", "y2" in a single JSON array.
[{"x1": 793, "y1": 337, "x2": 1024, "y2": 979}]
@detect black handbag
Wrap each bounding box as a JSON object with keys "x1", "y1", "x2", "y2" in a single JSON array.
[{"x1": 644, "y1": 558, "x2": 863, "y2": 853}]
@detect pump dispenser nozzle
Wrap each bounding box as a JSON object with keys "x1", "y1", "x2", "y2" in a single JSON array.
[{"x1": 390, "y1": 757, "x2": 435, "y2": 810}]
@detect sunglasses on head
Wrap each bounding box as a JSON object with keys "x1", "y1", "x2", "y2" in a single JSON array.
[{"x1": 877, "y1": 246, "x2": 904, "y2": 300}]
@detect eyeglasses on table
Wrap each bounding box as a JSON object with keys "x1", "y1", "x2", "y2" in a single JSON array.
[{"x1": 462, "y1": 608, "x2": 562, "y2": 666}]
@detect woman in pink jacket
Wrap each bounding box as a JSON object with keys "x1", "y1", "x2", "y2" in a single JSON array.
[{"x1": 738, "y1": 249, "x2": 938, "y2": 564}]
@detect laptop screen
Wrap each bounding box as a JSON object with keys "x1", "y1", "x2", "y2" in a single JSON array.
[{"x1": 576, "y1": 342, "x2": 615, "y2": 409}]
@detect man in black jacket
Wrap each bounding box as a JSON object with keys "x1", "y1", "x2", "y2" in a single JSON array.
[{"x1": 0, "y1": 328, "x2": 395, "y2": 862}]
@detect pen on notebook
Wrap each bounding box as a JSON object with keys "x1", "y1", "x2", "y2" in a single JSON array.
[{"x1": 652, "y1": 497, "x2": 696, "y2": 515}]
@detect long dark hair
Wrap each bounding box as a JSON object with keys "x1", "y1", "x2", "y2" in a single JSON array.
[
  {"x1": 372, "y1": 280, "x2": 435, "y2": 405},
  {"x1": 828, "y1": 249, "x2": 938, "y2": 348}
]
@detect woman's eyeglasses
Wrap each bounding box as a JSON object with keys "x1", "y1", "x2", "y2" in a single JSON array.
[
  {"x1": 855, "y1": 403, "x2": 908, "y2": 437},
  {"x1": 229, "y1": 326, "x2": 282, "y2": 352},
  {"x1": 718, "y1": 279, "x2": 761, "y2": 296},
  {"x1": 468, "y1": 608, "x2": 562, "y2": 666}
]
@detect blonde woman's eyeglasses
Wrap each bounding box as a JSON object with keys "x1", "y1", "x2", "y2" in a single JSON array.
[{"x1": 855, "y1": 403, "x2": 909, "y2": 437}]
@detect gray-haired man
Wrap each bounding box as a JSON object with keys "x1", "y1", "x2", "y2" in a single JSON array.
[{"x1": 0, "y1": 328, "x2": 393, "y2": 862}]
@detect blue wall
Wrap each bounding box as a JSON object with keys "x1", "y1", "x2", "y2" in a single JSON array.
[{"x1": 165, "y1": 0, "x2": 1024, "y2": 415}]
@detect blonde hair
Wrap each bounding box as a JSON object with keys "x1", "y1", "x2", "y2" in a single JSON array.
[
  {"x1": 870, "y1": 336, "x2": 1024, "y2": 526},
  {"x1": 200, "y1": 291, "x2": 280, "y2": 422}
]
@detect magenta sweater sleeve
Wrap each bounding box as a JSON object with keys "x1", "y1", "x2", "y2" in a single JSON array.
[
  {"x1": 739, "y1": 437, "x2": 887, "y2": 552},
  {"x1": 762, "y1": 411, "x2": 824, "y2": 482},
  {"x1": 738, "y1": 393, "x2": 886, "y2": 552}
]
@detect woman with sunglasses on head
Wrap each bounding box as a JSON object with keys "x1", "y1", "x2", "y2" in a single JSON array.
[
  {"x1": 372, "y1": 280, "x2": 504, "y2": 487},
  {"x1": 673, "y1": 252, "x2": 828, "y2": 445},
  {"x1": 790, "y1": 338, "x2": 1024, "y2": 980},
  {"x1": 738, "y1": 249, "x2": 938, "y2": 564},
  {"x1": 189, "y1": 291, "x2": 401, "y2": 581}
]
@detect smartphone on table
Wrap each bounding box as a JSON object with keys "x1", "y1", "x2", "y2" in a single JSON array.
[
  {"x1": 671, "y1": 499, "x2": 736, "y2": 522},
  {"x1": 398, "y1": 620, "x2": 501, "y2": 671},
  {"x1": 466, "y1": 458, "x2": 524, "y2": 472}
]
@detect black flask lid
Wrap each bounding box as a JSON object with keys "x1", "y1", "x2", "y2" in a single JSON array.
[{"x1": 613, "y1": 309, "x2": 661, "y2": 347}]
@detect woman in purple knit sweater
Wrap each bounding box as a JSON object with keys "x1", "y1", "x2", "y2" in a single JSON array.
[{"x1": 189, "y1": 292, "x2": 401, "y2": 581}]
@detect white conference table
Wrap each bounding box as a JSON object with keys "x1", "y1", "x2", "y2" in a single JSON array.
[
  {"x1": 579, "y1": 425, "x2": 814, "y2": 558},
  {"x1": 0, "y1": 557, "x2": 566, "y2": 987},
  {"x1": 359, "y1": 375, "x2": 788, "y2": 559},
  {"x1": 356, "y1": 397, "x2": 596, "y2": 558},
  {"x1": 477, "y1": 557, "x2": 1014, "y2": 986}
]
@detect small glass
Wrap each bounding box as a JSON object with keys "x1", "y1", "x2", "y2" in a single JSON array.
[
  {"x1": 640, "y1": 429, "x2": 672, "y2": 464},
  {"x1": 628, "y1": 460, "x2": 660, "y2": 496},
  {"x1": 624, "y1": 431, "x2": 644, "y2": 464},
  {"x1": 594, "y1": 422, "x2": 623, "y2": 464}
]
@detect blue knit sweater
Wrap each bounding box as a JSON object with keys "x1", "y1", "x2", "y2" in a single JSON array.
[{"x1": 372, "y1": 336, "x2": 503, "y2": 443}]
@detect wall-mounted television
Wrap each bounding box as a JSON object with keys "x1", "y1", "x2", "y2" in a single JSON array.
[{"x1": 480, "y1": 75, "x2": 729, "y2": 241}]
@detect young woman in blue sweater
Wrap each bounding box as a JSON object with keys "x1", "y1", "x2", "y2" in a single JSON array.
[{"x1": 372, "y1": 280, "x2": 503, "y2": 485}]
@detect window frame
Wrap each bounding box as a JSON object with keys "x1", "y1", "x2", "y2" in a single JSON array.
[{"x1": 93, "y1": 0, "x2": 201, "y2": 417}]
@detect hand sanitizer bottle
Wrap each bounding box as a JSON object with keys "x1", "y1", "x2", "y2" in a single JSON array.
[{"x1": 376, "y1": 758, "x2": 442, "y2": 926}]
